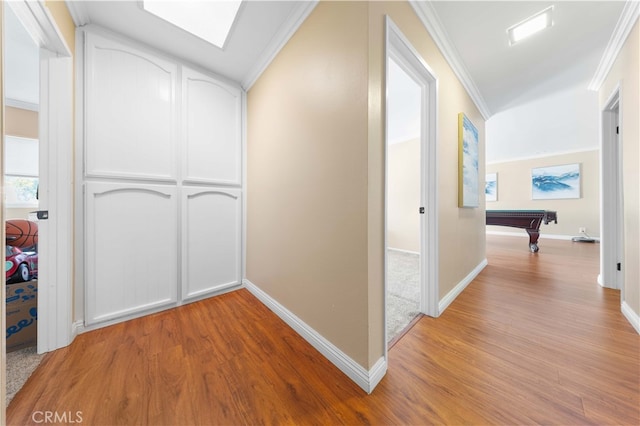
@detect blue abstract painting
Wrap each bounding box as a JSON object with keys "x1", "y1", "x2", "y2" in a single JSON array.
[
  {"x1": 459, "y1": 113, "x2": 479, "y2": 208},
  {"x1": 485, "y1": 173, "x2": 497, "y2": 202},
  {"x1": 532, "y1": 163, "x2": 580, "y2": 200}
]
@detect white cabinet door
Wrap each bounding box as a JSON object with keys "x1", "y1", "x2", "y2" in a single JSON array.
[
  {"x1": 81, "y1": 30, "x2": 244, "y2": 327},
  {"x1": 85, "y1": 182, "x2": 178, "y2": 325},
  {"x1": 182, "y1": 187, "x2": 241, "y2": 300},
  {"x1": 85, "y1": 33, "x2": 177, "y2": 181},
  {"x1": 182, "y1": 67, "x2": 242, "y2": 186}
]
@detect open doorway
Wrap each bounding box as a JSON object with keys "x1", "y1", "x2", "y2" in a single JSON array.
[
  {"x1": 3, "y1": 3, "x2": 43, "y2": 405},
  {"x1": 600, "y1": 87, "x2": 624, "y2": 295},
  {"x1": 384, "y1": 17, "x2": 439, "y2": 350},
  {"x1": 386, "y1": 57, "x2": 422, "y2": 343},
  {"x1": 2, "y1": 0, "x2": 74, "y2": 409}
]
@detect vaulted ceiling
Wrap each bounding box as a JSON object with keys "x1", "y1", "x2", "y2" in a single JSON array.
[
  {"x1": 4, "y1": 1, "x2": 634, "y2": 120},
  {"x1": 423, "y1": 1, "x2": 629, "y2": 116}
]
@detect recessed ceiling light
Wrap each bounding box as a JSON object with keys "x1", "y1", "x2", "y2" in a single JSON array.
[
  {"x1": 507, "y1": 6, "x2": 553, "y2": 46},
  {"x1": 142, "y1": 0, "x2": 243, "y2": 49}
]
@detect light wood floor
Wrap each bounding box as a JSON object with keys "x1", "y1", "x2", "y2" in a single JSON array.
[{"x1": 7, "y1": 235, "x2": 639, "y2": 425}]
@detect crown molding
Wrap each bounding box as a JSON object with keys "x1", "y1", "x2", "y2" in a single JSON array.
[
  {"x1": 65, "y1": 0, "x2": 91, "y2": 27},
  {"x1": 241, "y1": 0, "x2": 318, "y2": 91},
  {"x1": 409, "y1": 0, "x2": 491, "y2": 120},
  {"x1": 588, "y1": 0, "x2": 639, "y2": 91},
  {"x1": 8, "y1": 0, "x2": 70, "y2": 56}
]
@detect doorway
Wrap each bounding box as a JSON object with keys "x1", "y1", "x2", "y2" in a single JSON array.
[
  {"x1": 384, "y1": 17, "x2": 438, "y2": 349},
  {"x1": 2, "y1": 0, "x2": 74, "y2": 411},
  {"x1": 386, "y1": 56, "x2": 421, "y2": 342},
  {"x1": 600, "y1": 87, "x2": 624, "y2": 295},
  {"x1": 3, "y1": 2, "x2": 44, "y2": 405}
]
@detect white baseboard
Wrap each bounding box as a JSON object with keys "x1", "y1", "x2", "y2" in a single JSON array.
[
  {"x1": 486, "y1": 230, "x2": 599, "y2": 242},
  {"x1": 387, "y1": 247, "x2": 420, "y2": 255},
  {"x1": 621, "y1": 301, "x2": 640, "y2": 334},
  {"x1": 243, "y1": 279, "x2": 386, "y2": 394},
  {"x1": 72, "y1": 320, "x2": 84, "y2": 337},
  {"x1": 439, "y1": 259, "x2": 488, "y2": 315}
]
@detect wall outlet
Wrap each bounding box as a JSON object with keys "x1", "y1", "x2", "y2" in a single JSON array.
[{"x1": 579, "y1": 227, "x2": 586, "y2": 234}]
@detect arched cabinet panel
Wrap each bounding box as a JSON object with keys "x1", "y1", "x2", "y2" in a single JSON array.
[
  {"x1": 80, "y1": 28, "x2": 243, "y2": 328},
  {"x1": 182, "y1": 187, "x2": 242, "y2": 300},
  {"x1": 182, "y1": 67, "x2": 242, "y2": 186},
  {"x1": 85, "y1": 33, "x2": 177, "y2": 181},
  {"x1": 85, "y1": 182, "x2": 178, "y2": 325}
]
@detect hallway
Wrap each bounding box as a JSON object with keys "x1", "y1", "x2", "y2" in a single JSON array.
[{"x1": 7, "y1": 235, "x2": 639, "y2": 425}]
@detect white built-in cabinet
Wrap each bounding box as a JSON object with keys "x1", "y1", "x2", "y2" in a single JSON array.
[{"x1": 82, "y1": 30, "x2": 243, "y2": 326}]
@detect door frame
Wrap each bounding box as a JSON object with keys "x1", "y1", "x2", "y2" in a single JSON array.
[
  {"x1": 384, "y1": 16, "x2": 439, "y2": 353},
  {"x1": 599, "y1": 84, "x2": 624, "y2": 295},
  {"x1": 7, "y1": 0, "x2": 74, "y2": 353}
]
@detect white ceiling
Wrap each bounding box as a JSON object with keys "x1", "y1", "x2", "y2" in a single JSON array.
[
  {"x1": 4, "y1": 1, "x2": 630, "y2": 120},
  {"x1": 428, "y1": 1, "x2": 627, "y2": 115},
  {"x1": 65, "y1": 0, "x2": 314, "y2": 89}
]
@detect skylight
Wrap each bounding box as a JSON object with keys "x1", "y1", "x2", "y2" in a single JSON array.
[
  {"x1": 142, "y1": 0, "x2": 243, "y2": 48},
  {"x1": 507, "y1": 6, "x2": 553, "y2": 46}
]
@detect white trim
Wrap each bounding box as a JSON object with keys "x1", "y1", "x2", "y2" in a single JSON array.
[
  {"x1": 71, "y1": 320, "x2": 84, "y2": 338},
  {"x1": 600, "y1": 84, "x2": 623, "y2": 291},
  {"x1": 439, "y1": 259, "x2": 487, "y2": 315},
  {"x1": 487, "y1": 147, "x2": 599, "y2": 165},
  {"x1": 385, "y1": 16, "x2": 439, "y2": 322},
  {"x1": 409, "y1": 0, "x2": 491, "y2": 120},
  {"x1": 588, "y1": 1, "x2": 640, "y2": 91},
  {"x1": 244, "y1": 279, "x2": 387, "y2": 394},
  {"x1": 1, "y1": 5, "x2": 7, "y2": 422},
  {"x1": 7, "y1": 0, "x2": 70, "y2": 56},
  {"x1": 65, "y1": 0, "x2": 91, "y2": 27},
  {"x1": 37, "y1": 52, "x2": 75, "y2": 353},
  {"x1": 5, "y1": 98, "x2": 39, "y2": 111},
  {"x1": 621, "y1": 301, "x2": 640, "y2": 334},
  {"x1": 387, "y1": 247, "x2": 420, "y2": 256},
  {"x1": 241, "y1": 90, "x2": 247, "y2": 281},
  {"x1": 73, "y1": 28, "x2": 86, "y2": 325},
  {"x1": 241, "y1": 1, "x2": 318, "y2": 90}
]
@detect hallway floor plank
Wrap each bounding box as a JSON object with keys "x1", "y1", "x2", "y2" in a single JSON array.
[{"x1": 7, "y1": 235, "x2": 639, "y2": 425}]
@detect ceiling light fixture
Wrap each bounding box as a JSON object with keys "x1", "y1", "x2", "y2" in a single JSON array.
[
  {"x1": 507, "y1": 6, "x2": 553, "y2": 46},
  {"x1": 142, "y1": 0, "x2": 243, "y2": 49}
]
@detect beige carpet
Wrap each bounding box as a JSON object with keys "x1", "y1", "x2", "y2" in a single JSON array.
[
  {"x1": 6, "y1": 346, "x2": 43, "y2": 407},
  {"x1": 387, "y1": 249, "x2": 421, "y2": 342}
]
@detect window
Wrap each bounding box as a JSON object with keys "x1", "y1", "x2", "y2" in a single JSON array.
[
  {"x1": 141, "y1": 0, "x2": 243, "y2": 49},
  {"x1": 5, "y1": 136, "x2": 39, "y2": 207}
]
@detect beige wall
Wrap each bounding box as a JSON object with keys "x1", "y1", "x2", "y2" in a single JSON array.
[
  {"x1": 248, "y1": 0, "x2": 486, "y2": 370},
  {"x1": 45, "y1": 0, "x2": 75, "y2": 54},
  {"x1": 486, "y1": 150, "x2": 600, "y2": 237},
  {"x1": 5, "y1": 106, "x2": 37, "y2": 139},
  {"x1": 247, "y1": 1, "x2": 370, "y2": 366},
  {"x1": 369, "y1": 2, "x2": 485, "y2": 309},
  {"x1": 599, "y1": 21, "x2": 639, "y2": 318},
  {"x1": 387, "y1": 138, "x2": 420, "y2": 252}
]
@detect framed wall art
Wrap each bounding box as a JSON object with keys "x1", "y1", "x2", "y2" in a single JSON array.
[
  {"x1": 485, "y1": 172, "x2": 497, "y2": 202},
  {"x1": 458, "y1": 113, "x2": 479, "y2": 208},
  {"x1": 531, "y1": 163, "x2": 581, "y2": 200}
]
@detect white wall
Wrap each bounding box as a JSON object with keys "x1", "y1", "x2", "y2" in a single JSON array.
[
  {"x1": 487, "y1": 84, "x2": 599, "y2": 163},
  {"x1": 387, "y1": 138, "x2": 420, "y2": 252}
]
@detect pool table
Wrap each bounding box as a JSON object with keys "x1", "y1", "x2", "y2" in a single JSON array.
[{"x1": 486, "y1": 210, "x2": 558, "y2": 252}]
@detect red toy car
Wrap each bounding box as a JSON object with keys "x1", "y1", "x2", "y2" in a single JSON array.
[{"x1": 6, "y1": 245, "x2": 38, "y2": 283}]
